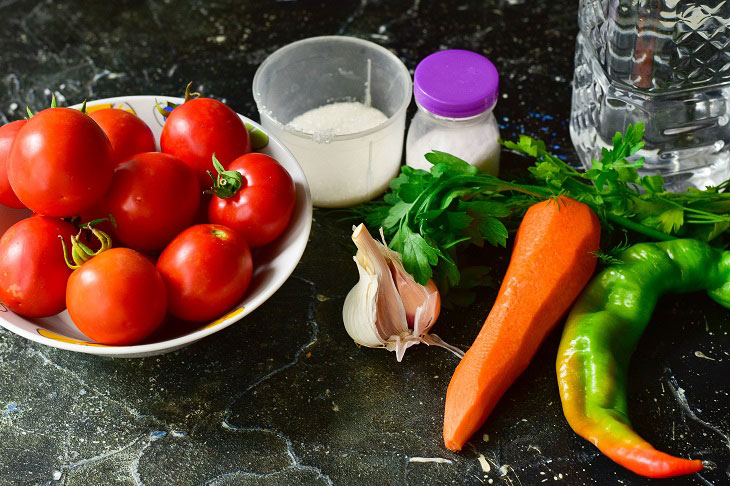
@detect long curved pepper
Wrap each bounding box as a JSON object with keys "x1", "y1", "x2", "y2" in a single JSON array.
[{"x1": 556, "y1": 239, "x2": 729, "y2": 478}]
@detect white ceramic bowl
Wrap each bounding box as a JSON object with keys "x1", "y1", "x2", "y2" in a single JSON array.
[{"x1": 0, "y1": 95, "x2": 312, "y2": 358}]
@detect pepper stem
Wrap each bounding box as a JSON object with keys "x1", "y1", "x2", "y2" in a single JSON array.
[
  {"x1": 205, "y1": 154, "x2": 243, "y2": 199},
  {"x1": 60, "y1": 223, "x2": 114, "y2": 270}
]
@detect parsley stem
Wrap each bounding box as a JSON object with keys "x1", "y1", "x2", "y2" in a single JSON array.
[
  {"x1": 442, "y1": 236, "x2": 472, "y2": 249},
  {"x1": 496, "y1": 183, "x2": 551, "y2": 198},
  {"x1": 656, "y1": 195, "x2": 730, "y2": 223},
  {"x1": 606, "y1": 213, "x2": 674, "y2": 241}
]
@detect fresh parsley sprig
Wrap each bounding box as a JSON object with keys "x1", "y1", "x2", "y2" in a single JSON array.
[
  {"x1": 365, "y1": 152, "x2": 543, "y2": 287},
  {"x1": 363, "y1": 123, "x2": 730, "y2": 293},
  {"x1": 505, "y1": 123, "x2": 730, "y2": 241}
]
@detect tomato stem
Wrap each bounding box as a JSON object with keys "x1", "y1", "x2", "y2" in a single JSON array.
[
  {"x1": 205, "y1": 154, "x2": 243, "y2": 199},
  {"x1": 183, "y1": 81, "x2": 201, "y2": 102},
  {"x1": 59, "y1": 223, "x2": 114, "y2": 270},
  {"x1": 59, "y1": 236, "x2": 76, "y2": 269},
  {"x1": 82, "y1": 213, "x2": 117, "y2": 230}
]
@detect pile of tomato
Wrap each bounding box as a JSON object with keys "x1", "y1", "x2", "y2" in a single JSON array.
[{"x1": 0, "y1": 92, "x2": 297, "y2": 345}]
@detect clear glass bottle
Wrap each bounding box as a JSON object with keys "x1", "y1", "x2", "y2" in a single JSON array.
[
  {"x1": 570, "y1": 0, "x2": 730, "y2": 191},
  {"x1": 406, "y1": 50, "x2": 501, "y2": 175}
]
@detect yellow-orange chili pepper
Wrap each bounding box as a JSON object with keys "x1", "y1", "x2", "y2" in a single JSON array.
[{"x1": 556, "y1": 239, "x2": 725, "y2": 478}]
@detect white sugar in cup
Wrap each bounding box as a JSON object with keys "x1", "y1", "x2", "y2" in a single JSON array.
[{"x1": 253, "y1": 36, "x2": 412, "y2": 208}]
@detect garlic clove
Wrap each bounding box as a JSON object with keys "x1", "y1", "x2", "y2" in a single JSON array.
[
  {"x1": 353, "y1": 224, "x2": 409, "y2": 340},
  {"x1": 342, "y1": 265, "x2": 382, "y2": 347},
  {"x1": 377, "y1": 229, "x2": 441, "y2": 337},
  {"x1": 386, "y1": 256, "x2": 440, "y2": 336},
  {"x1": 343, "y1": 224, "x2": 464, "y2": 361},
  {"x1": 343, "y1": 224, "x2": 408, "y2": 348}
]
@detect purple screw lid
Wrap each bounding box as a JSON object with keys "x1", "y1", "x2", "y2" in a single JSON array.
[{"x1": 414, "y1": 49, "x2": 499, "y2": 118}]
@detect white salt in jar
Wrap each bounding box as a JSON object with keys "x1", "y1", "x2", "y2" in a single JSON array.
[{"x1": 406, "y1": 50, "x2": 501, "y2": 175}]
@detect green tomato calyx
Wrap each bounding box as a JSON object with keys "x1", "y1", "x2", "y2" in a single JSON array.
[
  {"x1": 206, "y1": 154, "x2": 243, "y2": 199},
  {"x1": 26, "y1": 92, "x2": 61, "y2": 119},
  {"x1": 60, "y1": 222, "x2": 114, "y2": 270}
]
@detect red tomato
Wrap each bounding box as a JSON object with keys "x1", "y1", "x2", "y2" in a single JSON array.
[
  {"x1": 156, "y1": 224, "x2": 252, "y2": 322},
  {"x1": 66, "y1": 248, "x2": 167, "y2": 345},
  {"x1": 8, "y1": 108, "x2": 114, "y2": 217},
  {"x1": 0, "y1": 120, "x2": 26, "y2": 209},
  {"x1": 102, "y1": 152, "x2": 200, "y2": 252},
  {"x1": 160, "y1": 98, "x2": 251, "y2": 187},
  {"x1": 208, "y1": 153, "x2": 296, "y2": 247},
  {"x1": 89, "y1": 108, "x2": 156, "y2": 167},
  {"x1": 0, "y1": 216, "x2": 76, "y2": 317}
]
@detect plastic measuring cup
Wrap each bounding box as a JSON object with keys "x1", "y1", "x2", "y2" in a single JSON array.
[{"x1": 253, "y1": 36, "x2": 412, "y2": 208}]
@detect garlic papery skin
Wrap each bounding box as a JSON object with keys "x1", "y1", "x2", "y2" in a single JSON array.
[{"x1": 342, "y1": 224, "x2": 464, "y2": 361}]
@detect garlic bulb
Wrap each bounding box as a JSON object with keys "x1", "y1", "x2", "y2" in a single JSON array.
[{"x1": 342, "y1": 224, "x2": 464, "y2": 361}]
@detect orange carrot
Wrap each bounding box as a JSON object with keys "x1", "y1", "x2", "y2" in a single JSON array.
[{"x1": 443, "y1": 196, "x2": 600, "y2": 451}]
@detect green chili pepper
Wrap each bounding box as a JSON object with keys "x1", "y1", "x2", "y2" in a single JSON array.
[{"x1": 556, "y1": 238, "x2": 727, "y2": 478}]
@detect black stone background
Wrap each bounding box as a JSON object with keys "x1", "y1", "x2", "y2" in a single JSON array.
[{"x1": 0, "y1": 0, "x2": 728, "y2": 485}]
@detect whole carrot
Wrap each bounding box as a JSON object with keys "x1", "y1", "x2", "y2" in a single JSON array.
[{"x1": 443, "y1": 196, "x2": 600, "y2": 451}]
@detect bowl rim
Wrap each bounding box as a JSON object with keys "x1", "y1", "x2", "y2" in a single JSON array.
[
  {"x1": 252, "y1": 35, "x2": 413, "y2": 142},
  {"x1": 0, "y1": 94, "x2": 313, "y2": 357}
]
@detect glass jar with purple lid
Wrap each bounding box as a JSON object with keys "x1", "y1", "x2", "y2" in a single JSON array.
[{"x1": 406, "y1": 49, "x2": 501, "y2": 175}]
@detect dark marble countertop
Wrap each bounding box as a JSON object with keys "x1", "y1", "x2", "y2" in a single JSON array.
[{"x1": 1, "y1": 1, "x2": 728, "y2": 485}]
